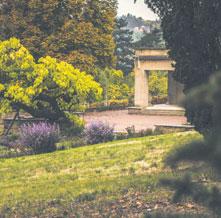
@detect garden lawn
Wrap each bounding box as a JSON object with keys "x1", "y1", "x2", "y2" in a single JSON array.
[{"x1": 0, "y1": 132, "x2": 203, "y2": 216}]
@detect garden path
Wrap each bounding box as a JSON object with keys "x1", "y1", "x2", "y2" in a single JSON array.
[{"x1": 83, "y1": 110, "x2": 187, "y2": 133}]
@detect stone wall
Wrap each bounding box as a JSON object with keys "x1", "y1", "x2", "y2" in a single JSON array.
[
  {"x1": 155, "y1": 124, "x2": 194, "y2": 134},
  {"x1": 3, "y1": 118, "x2": 46, "y2": 133}
]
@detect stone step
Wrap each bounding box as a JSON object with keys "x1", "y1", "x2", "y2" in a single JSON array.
[{"x1": 128, "y1": 105, "x2": 185, "y2": 116}]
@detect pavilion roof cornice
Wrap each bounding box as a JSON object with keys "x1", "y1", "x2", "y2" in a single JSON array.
[{"x1": 138, "y1": 56, "x2": 171, "y2": 61}]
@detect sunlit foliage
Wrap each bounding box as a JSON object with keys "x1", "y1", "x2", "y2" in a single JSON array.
[{"x1": 0, "y1": 38, "x2": 102, "y2": 126}]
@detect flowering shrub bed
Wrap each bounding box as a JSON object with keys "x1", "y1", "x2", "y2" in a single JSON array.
[
  {"x1": 84, "y1": 121, "x2": 114, "y2": 144},
  {"x1": 20, "y1": 122, "x2": 60, "y2": 154}
]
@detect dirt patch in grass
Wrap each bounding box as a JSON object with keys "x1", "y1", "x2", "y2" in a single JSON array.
[{"x1": 1, "y1": 191, "x2": 211, "y2": 218}]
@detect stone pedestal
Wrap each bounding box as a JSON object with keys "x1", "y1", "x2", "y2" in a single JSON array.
[{"x1": 128, "y1": 104, "x2": 185, "y2": 116}]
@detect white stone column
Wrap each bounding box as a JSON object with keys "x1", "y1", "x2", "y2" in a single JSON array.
[{"x1": 134, "y1": 62, "x2": 149, "y2": 108}]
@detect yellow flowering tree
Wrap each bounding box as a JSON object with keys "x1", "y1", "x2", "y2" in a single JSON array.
[
  {"x1": 149, "y1": 71, "x2": 168, "y2": 97},
  {"x1": 95, "y1": 68, "x2": 130, "y2": 104},
  {"x1": 0, "y1": 38, "x2": 102, "y2": 127}
]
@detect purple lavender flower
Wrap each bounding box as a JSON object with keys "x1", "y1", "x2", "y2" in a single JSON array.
[
  {"x1": 84, "y1": 121, "x2": 114, "y2": 144},
  {"x1": 19, "y1": 122, "x2": 60, "y2": 154}
]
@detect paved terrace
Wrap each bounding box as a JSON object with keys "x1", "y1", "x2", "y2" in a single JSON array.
[{"x1": 83, "y1": 110, "x2": 187, "y2": 133}]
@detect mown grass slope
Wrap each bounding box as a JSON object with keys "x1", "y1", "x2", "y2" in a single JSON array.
[{"x1": 0, "y1": 132, "x2": 203, "y2": 216}]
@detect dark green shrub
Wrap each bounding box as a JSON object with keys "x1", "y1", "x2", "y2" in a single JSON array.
[
  {"x1": 115, "y1": 132, "x2": 128, "y2": 140},
  {"x1": 161, "y1": 72, "x2": 221, "y2": 216},
  {"x1": 137, "y1": 129, "x2": 153, "y2": 137},
  {"x1": 88, "y1": 99, "x2": 130, "y2": 112},
  {"x1": 108, "y1": 99, "x2": 129, "y2": 109},
  {"x1": 126, "y1": 126, "x2": 153, "y2": 138},
  {"x1": 151, "y1": 96, "x2": 168, "y2": 105},
  {"x1": 126, "y1": 125, "x2": 136, "y2": 137}
]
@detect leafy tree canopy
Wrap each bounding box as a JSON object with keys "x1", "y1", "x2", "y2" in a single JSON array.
[
  {"x1": 94, "y1": 68, "x2": 131, "y2": 104},
  {"x1": 149, "y1": 71, "x2": 168, "y2": 97},
  {"x1": 0, "y1": 0, "x2": 117, "y2": 73},
  {"x1": 0, "y1": 38, "x2": 102, "y2": 127}
]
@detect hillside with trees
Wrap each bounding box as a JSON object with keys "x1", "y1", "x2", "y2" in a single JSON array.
[
  {"x1": 0, "y1": 0, "x2": 117, "y2": 73},
  {"x1": 121, "y1": 13, "x2": 165, "y2": 48}
]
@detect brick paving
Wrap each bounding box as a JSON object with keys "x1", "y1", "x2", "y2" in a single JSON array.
[{"x1": 83, "y1": 110, "x2": 187, "y2": 132}]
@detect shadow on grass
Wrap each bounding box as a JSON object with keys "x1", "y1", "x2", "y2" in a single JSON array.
[{"x1": 144, "y1": 212, "x2": 214, "y2": 218}]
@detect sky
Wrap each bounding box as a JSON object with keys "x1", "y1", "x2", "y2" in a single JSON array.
[{"x1": 117, "y1": 0, "x2": 159, "y2": 20}]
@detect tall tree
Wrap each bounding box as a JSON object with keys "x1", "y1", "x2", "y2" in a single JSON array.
[
  {"x1": 114, "y1": 17, "x2": 134, "y2": 75},
  {"x1": 134, "y1": 28, "x2": 165, "y2": 48},
  {"x1": 138, "y1": 0, "x2": 221, "y2": 215},
  {"x1": 139, "y1": 0, "x2": 221, "y2": 134},
  {"x1": 0, "y1": 0, "x2": 117, "y2": 73}
]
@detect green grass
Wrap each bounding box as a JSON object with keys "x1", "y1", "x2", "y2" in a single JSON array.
[{"x1": 0, "y1": 131, "x2": 202, "y2": 216}]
